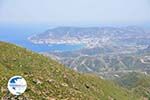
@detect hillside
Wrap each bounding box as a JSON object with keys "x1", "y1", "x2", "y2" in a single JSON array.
[
  {"x1": 0, "y1": 41, "x2": 139, "y2": 100},
  {"x1": 114, "y1": 72, "x2": 150, "y2": 99},
  {"x1": 43, "y1": 47, "x2": 150, "y2": 79}
]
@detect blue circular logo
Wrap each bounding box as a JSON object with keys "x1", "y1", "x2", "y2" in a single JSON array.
[{"x1": 7, "y1": 76, "x2": 27, "y2": 95}]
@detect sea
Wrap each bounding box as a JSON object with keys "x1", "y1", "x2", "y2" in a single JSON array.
[{"x1": 0, "y1": 24, "x2": 84, "y2": 52}]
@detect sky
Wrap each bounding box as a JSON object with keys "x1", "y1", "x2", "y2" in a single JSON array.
[{"x1": 0, "y1": 0, "x2": 150, "y2": 25}]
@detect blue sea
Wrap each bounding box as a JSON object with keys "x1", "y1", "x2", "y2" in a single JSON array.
[{"x1": 0, "y1": 24, "x2": 84, "y2": 52}]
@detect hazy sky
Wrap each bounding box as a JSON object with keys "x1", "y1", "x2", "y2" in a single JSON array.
[{"x1": 0, "y1": 0, "x2": 150, "y2": 25}]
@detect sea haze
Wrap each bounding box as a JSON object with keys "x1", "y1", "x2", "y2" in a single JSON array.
[{"x1": 0, "y1": 25, "x2": 84, "y2": 52}]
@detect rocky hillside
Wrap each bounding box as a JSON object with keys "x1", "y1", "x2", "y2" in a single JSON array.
[{"x1": 0, "y1": 41, "x2": 138, "y2": 100}]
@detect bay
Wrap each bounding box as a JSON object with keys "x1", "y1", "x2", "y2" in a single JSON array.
[{"x1": 0, "y1": 25, "x2": 84, "y2": 52}]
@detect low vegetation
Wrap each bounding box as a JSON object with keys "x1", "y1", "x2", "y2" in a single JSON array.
[
  {"x1": 115, "y1": 72, "x2": 150, "y2": 99},
  {"x1": 0, "y1": 41, "x2": 140, "y2": 100}
]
